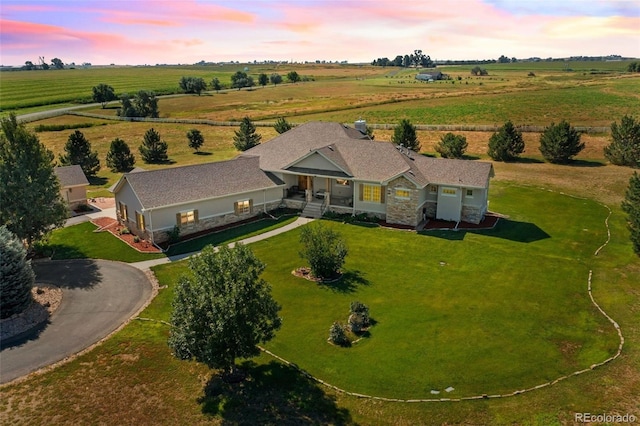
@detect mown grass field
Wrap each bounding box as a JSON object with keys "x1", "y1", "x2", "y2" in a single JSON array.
[{"x1": 1, "y1": 61, "x2": 639, "y2": 425}]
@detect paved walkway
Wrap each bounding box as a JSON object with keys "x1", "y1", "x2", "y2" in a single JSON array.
[{"x1": 130, "y1": 216, "x2": 316, "y2": 270}]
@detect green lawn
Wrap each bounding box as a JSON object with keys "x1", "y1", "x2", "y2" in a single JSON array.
[{"x1": 152, "y1": 184, "x2": 618, "y2": 398}]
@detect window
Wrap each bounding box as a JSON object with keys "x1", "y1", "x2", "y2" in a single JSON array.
[
  {"x1": 442, "y1": 188, "x2": 457, "y2": 196},
  {"x1": 466, "y1": 189, "x2": 474, "y2": 197},
  {"x1": 235, "y1": 199, "x2": 252, "y2": 215},
  {"x1": 362, "y1": 184, "x2": 381, "y2": 202},
  {"x1": 135, "y1": 211, "x2": 145, "y2": 230},
  {"x1": 429, "y1": 185, "x2": 438, "y2": 194},
  {"x1": 336, "y1": 179, "x2": 349, "y2": 186},
  {"x1": 119, "y1": 202, "x2": 128, "y2": 221},
  {"x1": 178, "y1": 210, "x2": 197, "y2": 225},
  {"x1": 395, "y1": 188, "x2": 410, "y2": 199}
]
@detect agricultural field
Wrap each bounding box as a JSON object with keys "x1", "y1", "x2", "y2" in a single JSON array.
[{"x1": 1, "y1": 61, "x2": 639, "y2": 425}]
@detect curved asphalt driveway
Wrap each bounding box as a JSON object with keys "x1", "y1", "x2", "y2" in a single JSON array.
[{"x1": 0, "y1": 259, "x2": 152, "y2": 384}]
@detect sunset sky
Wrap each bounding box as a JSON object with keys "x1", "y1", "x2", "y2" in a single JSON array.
[{"x1": 1, "y1": 0, "x2": 638, "y2": 66}]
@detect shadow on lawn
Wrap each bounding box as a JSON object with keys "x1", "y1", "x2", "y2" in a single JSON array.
[
  {"x1": 324, "y1": 270, "x2": 370, "y2": 293},
  {"x1": 424, "y1": 219, "x2": 550, "y2": 243},
  {"x1": 199, "y1": 360, "x2": 354, "y2": 425}
]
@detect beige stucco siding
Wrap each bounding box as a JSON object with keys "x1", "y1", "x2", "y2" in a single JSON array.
[
  {"x1": 60, "y1": 185, "x2": 88, "y2": 209},
  {"x1": 115, "y1": 180, "x2": 144, "y2": 223},
  {"x1": 353, "y1": 181, "x2": 386, "y2": 215}
]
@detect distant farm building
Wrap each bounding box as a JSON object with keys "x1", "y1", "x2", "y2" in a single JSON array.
[{"x1": 415, "y1": 71, "x2": 444, "y2": 81}]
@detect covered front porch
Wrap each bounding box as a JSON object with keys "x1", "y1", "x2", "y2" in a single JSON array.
[{"x1": 283, "y1": 174, "x2": 354, "y2": 208}]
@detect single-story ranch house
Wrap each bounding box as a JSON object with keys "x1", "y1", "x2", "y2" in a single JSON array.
[
  {"x1": 54, "y1": 165, "x2": 89, "y2": 210},
  {"x1": 112, "y1": 121, "x2": 493, "y2": 244}
]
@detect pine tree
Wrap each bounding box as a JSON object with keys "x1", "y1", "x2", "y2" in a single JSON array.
[
  {"x1": 106, "y1": 138, "x2": 135, "y2": 172},
  {"x1": 0, "y1": 114, "x2": 67, "y2": 249},
  {"x1": 539, "y1": 120, "x2": 584, "y2": 164},
  {"x1": 139, "y1": 128, "x2": 168, "y2": 163},
  {"x1": 622, "y1": 172, "x2": 640, "y2": 255},
  {"x1": 487, "y1": 120, "x2": 525, "y2": 161},
  {"x1": 168, "y1": 244, "x2": 281, "y2": 381},
  {"x1": 233, "y1": 117, "x2": 261, "y2": 151},
  {"x1": 273, "y1": 117, "x2": 292, "y2": 134},
  {"x1": 435, "y1": 132, "x2": 468, "y2": 159},
  {"x1": 58, "y1": 130, "x2": 100, "y2": 176},
  {"x1": 0, "y1": 226, "x2": 35, "y2": 319},
  {"x1": 604, "y1": 115, "x2": 640, "y2": 168},
  {"x1": 391, "y1": 119, "x2": 420, "y2": 151}
]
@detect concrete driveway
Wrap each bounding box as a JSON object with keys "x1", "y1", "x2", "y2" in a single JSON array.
[{"x1": 0, "y1": 259, "x2": 152, "y2": 384}]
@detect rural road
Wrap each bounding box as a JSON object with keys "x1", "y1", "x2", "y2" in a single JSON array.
[{"x1": 0, "y1": 259, "x2": 152, "y2": 384}]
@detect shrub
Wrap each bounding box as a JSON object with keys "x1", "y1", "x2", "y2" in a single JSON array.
[
  {"x1": 167, "y1": 225, "x2": 180, "y2": 244},
  {"x1": 329, "y1": 322, "x2": 349, "y2": 346},
  {"x1": 604, "y1": 115, "x2": 640, "y2": 168},
  {"x1": 348, "y1": 301, "x2": 370, "y2": 332},
  {"x1": 435, "y1": 132, "x2": 468, "y2": 159},
  {"x1": 133, "y1": 236, "x2": 140, "y2": 243},
  {"x1": 120, "y1": 227, "x2": 131, "y2": 235},
  {"x1": 487, "y1": 120, "x2": 525, "y2": 161},
  {"x1": 539, "y1": 120, "x2": 584, "y2": 164}
]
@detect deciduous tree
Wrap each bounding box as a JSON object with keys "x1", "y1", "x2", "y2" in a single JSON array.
[
  {"x1": 391, "y1": 119, "x2": 421, "y2": 152},
  {"x1": 0, "y1": 226, "x2": 35, "y2": 319},
  {"x1": 168, "y1": 243, "x2": 282, "y2": 381},
  {"x1": 51, "y1": 58, "x2": 64, "y2": 69},
  {"x1": 604, "y1": 115, "x2": 640, "y2": 168},
  {"x1": 299, "y1": 223, "x2": 348, "y2": 279},
  {"x1": 106, "y1": 138, "x2": 135, "y2": 172},
  {"x1": 435, "y1": 132, "x2": 468, "y2": 159},
  {"x1": 92, "y1": 83, "x2": 117, "y2": 109},
  {"x1": 117, "y1": 90, "x2": 159, "y2": 118},
  {"x1": 139, "y1": 128, "x2": 168, "y2": 163},
  {"x1": 258, "y1": 73, "x2": 268, "y2": 87},
  {"x1": 58, "y1": 130, "x2": 101, "y2": 177},
  {"x1": 539, "y1": 120, "x2": 584, "y2": 164},
  {"x1": 179, "y1": 76, "x2": 207, "y2": 95},
  {"x1": 186, "y1": 128, "x2": 204, "y2": 152},
  {"x1": 287, "y1": 71, "x2": 300, "y2": 83},
  {"x1": 269, "y1": 73, "x2": 282, "y2": 86},
  {"x1": 233, "y1": 117, "x2": 261, "y2": 151},
  {"x1": 622, "y1": 172, "x2": 640, "y2": 255},
  {"x1": 0, "y1": 114, "x2": 67, "y2": 249},
  {"x1": 487, "y1": 120, "x2": 525, "y2": 161},
  {"x1": 211, "y1": 77, "x2": 222, "y2": 93},
  {"x1": 231, "y1": 71, "x2": 254, "y2": 90}
]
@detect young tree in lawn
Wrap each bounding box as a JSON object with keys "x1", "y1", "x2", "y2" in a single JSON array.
[
  {"x1": 258, "y1": 73, "x2": 268, "y2": 87},
  {"x1": 58, "y1": 130, "x2": 101, "y2": 177},
  {"x1": 604, "y1": 115, "x2": 640, "y2": 168},
  {"x1": 186, "y1": 128, "x2": 204, "y2": 152},
  {"x1": 269, "y1": 73, "x2": 282, "y2": 86},
  {"x1": 273, "y1": 117, "x2": 292, "y2": 134},
  {"x1": 299, "y1": 222, "x2": 348, "y2": 279},
  {"x1": 231, "y1": 71, "x2": 254, "y2": 90},
  {"x1": 168, "y1": 243, "x2": 282, "y2": 381},
  {"x1": 0, "y1": 114, "x2": 67, "y2": 249},
  {"x1": 487, "y1": 120, "x2": 525, "y2": 161},
  {"x1": 0, "y1": 226, "x2": 35, "y2": 319},
  {"x1": 106, "y1": 138, "x2": 135, "y2": 172},
  {"x1": 233, "y1": 117, "x2": 261, "y2": 151},
  {"x1": 435, "y1": 132, "x2": 468, "y2": 159},
  {"x1": 622, "y1": 172, "x2": 640, "y2": 255},
  {"x1": 539, "y1": 120, "x2": 584, "y2": 164},
  {"x1": 287, "y1": 71, "x2": 300, "y2": 83},
  {"x1": 92, "y1": 83, "x2": 117, "y2": 108},
  {"x1": 392, "y1": 119, "x2": 421, "y2": 152},
  {"x1": 211, "y1": 77, "x2": 222, "y2": 93},
  {"x1": 139, "y1": 128, "x2": 169, "y2": 163}
]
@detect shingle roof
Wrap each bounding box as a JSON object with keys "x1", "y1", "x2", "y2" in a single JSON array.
[
  {"x1": 243, "y1": 121, "x2": 493, "y2": 187},
  {"x1": 54, "y1": 165, "x2": 89, "y2": 188},
  {"x1": 120, "y1": 157, "x2": 284, "y2": 210}
]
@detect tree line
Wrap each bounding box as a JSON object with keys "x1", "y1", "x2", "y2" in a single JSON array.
[{"x1": 371, "y1": 49, "x2": 435, "y2": 68}]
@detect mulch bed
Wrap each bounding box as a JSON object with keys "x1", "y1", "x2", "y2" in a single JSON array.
[
  {"x1": 90, "y1": 217, "x2": 162, "y2": 253},
  {"x1": 292, "y1": 267, "x2": 342, "y2": 283}
]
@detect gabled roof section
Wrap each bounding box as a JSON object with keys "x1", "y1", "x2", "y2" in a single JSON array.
[
  {"x1": 410, "y1": 155, "x2": 493, "y2": 188},
  {"x1": 116, "y1": 157, "x2": 284, "y2": 210},
  {"x1": 54, "y1": 165, "x2": 89, "y2": 188},
  {"x1": 284, "y1": 146, "x2": 352, "y2": 176}
]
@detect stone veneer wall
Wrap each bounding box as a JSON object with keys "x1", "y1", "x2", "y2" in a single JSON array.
[
  {"x1": 423, "y1": 201, "x2": 437, "y2": 220},
  {"x1": 385, "y1": 176, "x2": 420, "y2": 227},
  {"x1": 461, "y1": 205, "x2": 484, "y2": 224},
  {"x1": 151, "y1": 200, "x2": 282, "y2": 244}
]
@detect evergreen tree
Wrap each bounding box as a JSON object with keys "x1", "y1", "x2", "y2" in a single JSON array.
[
  {"x1": 299, "y1": 222, "x2": 348, "y2": 279},
  {"x1": 273, "y1": 117, "x2": 292, "y2": 134},
  {"x1": 622, "y1": 172, "x2": 640, "y2": 255},
  {"x1": 233, "y1": 117, "x2": 261, "y2": 151},
  {"x1": 435, "y1": 132, "x2": 468, "y2": 159},
  {"x1": 58, "y1": 130, "x2": 101, "y2": 176},
  {"x1": 106, "y1": 138, "x2": 135, "y2": 172},
  {"x1": 604, "y1": 115, "x2": 640, "y2": 168},
  {"x1": 186, "y1": 129, "x2": 204, "y2": 152},
  {"x1": 487, "y1": 120, "x2": 525, "y2": 161},
  {"x1": 391, "y1": 119, "x2": 421, "y2": 151},
  {"x1": 168, "y1": 244, "x2": 282, "y2": 381},
  {"x1": 139, "y1": 128, "x2": 169, "y2": 163},
  {"x1": 539, "y1": 120, "x2": 584, "y2": 164},
  {"x1": 0, "y1": 226, "x2": 35, "y2": 319},
  {"x1": 0, "y1": 114, "x2": 67, "y2": 249}
]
